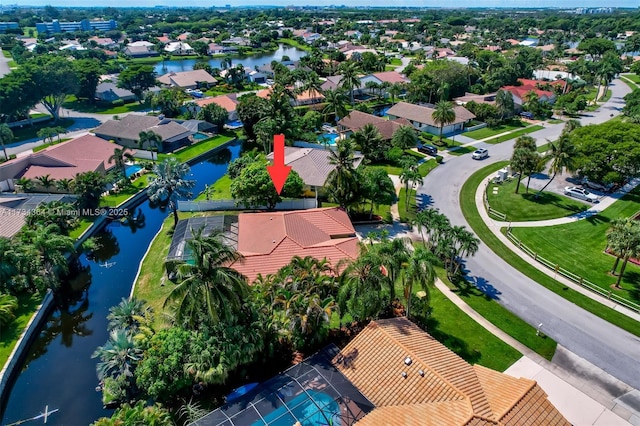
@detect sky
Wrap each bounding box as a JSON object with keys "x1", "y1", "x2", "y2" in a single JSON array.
[{"x1": 6, "y1": 0, "x2": 640, "y2": 9}]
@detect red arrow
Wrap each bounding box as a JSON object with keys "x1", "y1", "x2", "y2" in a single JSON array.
[{"x1": 267, "y1": 134, "x2": 291, "y2": 195}]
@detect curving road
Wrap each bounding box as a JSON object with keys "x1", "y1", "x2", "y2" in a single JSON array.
[{"x1": 418, "y1": 79, "x2": 640, "y2": 391}]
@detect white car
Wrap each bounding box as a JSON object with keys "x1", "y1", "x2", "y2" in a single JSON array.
[
  {"x1": 564, "y1": 186, "x2": 599, "y2": 203},
  {"x1": 472, "y1": 148, "x2": 489, "y2": 160}
]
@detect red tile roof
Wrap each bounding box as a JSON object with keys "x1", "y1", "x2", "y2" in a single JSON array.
[
  {"x1": 334, "y1": 318, "x2": 570, "y2": 426},
  {"x1": 232, "y1": 207, "x2": 358, "y2": 282},
  {"x1": 195, "y1": 94, "x2": 238, "y2": 112},
  {"x1": 370, "y1": 71, "x2": 409, "y2": 84},
  {"x1": 338, "y1": 110, "x2": 413, "y2": 140}
]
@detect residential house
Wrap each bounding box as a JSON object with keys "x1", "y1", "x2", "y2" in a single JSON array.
[
  {"x1": 0, "y1": 194, "x2": 77, "y2": 238},
  {"x1": 266, "y1": 147, "x2": 363, "y2": 198},
  {"x1": 123, "y1": 44, "x2": 158, "y2": 58},
  {"x1": 207, "y1": 43, "x2": 224, "y2": 55},
  {"x1": 231, "y1": 207, "x2": 360, "y2": 282},
  {"x1": 453, "y1": 92, "x2": 497, "y2": 106},
  {"x1": 157, "y1": 69, "x2": 217, "y2": 90},
  {"x1": 501, "y1": 78, "x2": 557, "y2": 109},
  {"x1": 359, "y1": 71, "x2": 410, "y2": 97},
  {"x1": 221, "y1": 36, "x2": 250, "y2": 46},
  {"x1": 320, "y1": 75, "x2": 343, "y2": 92},
  {"x1": 338, "y1": 110, "x2": 412, "y2": 141},
  {"x1": 194, "y1": 317, "x2": 569, "y2": 426},
  {"x1": 95, "y1": 82, "x2": 137, "y2": 103},
  {"x1": 0, "y1": 135, "x2": 124, "y2": 193},
  {"x1": 156, "y1": 35, "x2": 171, "y2": 44},
  {"x1": 88, "y1": 36, "x2": 116, "y2": 48},
  {"x1": 247, "y1": 70, "x2": 267, "y2": 84},
  {"x1": 194, "y1": 94, "x2": 239, "y2": 122},
  {"x1": 93, "y1": 115, "x2": 193, "y2": 152},
  {"x1": 164, "y1": 42, "x2": 194, "y2": 55},
  {"x1": 386, "y1": 101, "x2": 476, "y2": 135}
]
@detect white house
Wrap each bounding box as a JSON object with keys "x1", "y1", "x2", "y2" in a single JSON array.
[{"x1": 164, "y1": 42, "x2": 194, "y2": 55}]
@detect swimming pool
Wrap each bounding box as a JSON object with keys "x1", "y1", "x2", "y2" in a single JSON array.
[
  {"x1": 125, "y1": 164, "x2": 143, "y2": 178},
  {"x1": 318, "y1": 133, "x2": 339, "y2": 145},
  {"x1": 193, "y1": 132, "x2": 209, "y2": 140},
  {"x1": 226, "y1": 119, "x2": 244, "y2": 128},
  {"x1": 254, "y1": 390, "x2": 340, "y2": 426}
]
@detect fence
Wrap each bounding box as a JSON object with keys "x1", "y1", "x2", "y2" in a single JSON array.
[
  {"x1": 464, "y1": 122, "x2": 488, "y2": 132},
  {"x1": 505, "y1": 228, "x2": 640, "y2": 314},
  {"x1": 483, "y1": 181, "x2": 508, "y2": 221},
  {"x1": 178, "y1": 198, "x2": 317, "y2": 212}
]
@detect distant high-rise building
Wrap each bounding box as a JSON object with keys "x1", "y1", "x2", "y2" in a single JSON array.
[
  {"x1": 0, "y1": 22, "x2": 19, "y2": 33},
  {"x1": 35, "y1": 19, "x2": 117, "y2": 34}
]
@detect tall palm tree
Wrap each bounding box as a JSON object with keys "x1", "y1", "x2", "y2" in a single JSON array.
[
  {"x1": 299, "y1": 71, "x2": 324, "y2": 104},
  {"x1": 337, "y1": 247, "x2": 387, "y2": 321},
  {"x1": 55, "y1": 178, "x2": 73, "y2": 193},
  {"x1": 109, "y1": 147, "x2": 135, "y2": 178},
  {"x1": 388, "y1": 82, "x2": 404, "y2": 105},
  {"x1": 0, "y1": 124, "x2": 13, "y2": 160},
  {"x1": 34, "y1": 174, "x2": 56, "y2": 193},
  {"x1": 338, "y1": 62, "x2": 361, "y2": 106},
  {"x1": 0, "y1": 237, "x2": 18, "y2": 289},
  {"x1": 20, "y1": 223, "x2": 75, "y2": 291},
  {"x1": 404, "y1": 247, "x2": 436, "y2": 318},
  {"x1": 147, "y1": 158, "x2": 196, "y2": 226},
  {"x1": 107, "y1": 297, "x2": 152, "y2": 332},
  {"x1": 15, "y1": 177, "x2": 34, "y2": 193},
  {"x1": 391, "y1": 125, "x2": 418, "y2": 150},
  {"x1": 451, "y1": 226, "x2": 480, "y2": 275},
  {"x1": 92, "y1": 328, "x2": 143, "y2": 381},
  {"x1": 431, "y1": 101, "x2": 456, "y2": 145},
  {"x1": 326, "y1": 139, "x2": 358, "y2": 210},
  {"x1": 399, "y1": 164, "x2": 423, "y2": 211},
  {"x1": 495, "y1": 89, "x2": 515, "y2": 121},
  {"x1": 165, "y1": 228, "x2": 247, "y2": 328},
  {"x1": 322, "y1": 88, "x2": 348, "y2": 123},
  {"x1": 352, "y1": 123, "x2": 384, "y2": 161},
  {"x1": 376, "y1": 237, "x2": 411, "y2": 301},
  {"x1": 535, "y1": 135, "x2": 576, "y2": 196},
  {"x1": 138, "y1": 130, "x2": 162, "y2": 162},
  {"x1": 607, "y1": 218, "x2": 640, "y2": 288}
]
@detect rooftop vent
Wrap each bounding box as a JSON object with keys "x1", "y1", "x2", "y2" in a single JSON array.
[
  {"x1": 418, "y1": 370, "x2": 425, "y2": 377},
  {"x1": 401, "y1": 372, "x2": 407, "y2": 379},
  {"x1": 404, "y1": 356, "x2": 412, "y2": 366}
]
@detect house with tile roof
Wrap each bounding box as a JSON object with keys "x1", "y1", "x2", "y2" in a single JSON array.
[
  {"x1": 501, "y1": 78, "x2": 557, "y2": 109},
  {"x1": 231, "y1": 207, "x2": 359, "y2": 283},
  {"x1": 266, "y1": 146, "x2": 364, "y2": 197},
  {"x1": 93, "y1": 115, "x2": 193, "y2": 152},
  {"x1": 338, "y1": 110, "x2": 413, "y2": 141},
  {"x1": 157, "y1": 69, "x2": 217, "y2": 90},
  {"x1": 0, "y1": 135, "x2": 124, "y2": 193},
  {"x1": 386, "y1": 101, "x2": 476, "y2": 136},
  {"x1": 164, "y1": 41, "x2": 194, "y2": 55},
  {"x1": 334, "y1": 317, "x2": 570, "y2": 426},
  {"x1": 194, "y1": 94, "x2": 239, "y2": 122}
]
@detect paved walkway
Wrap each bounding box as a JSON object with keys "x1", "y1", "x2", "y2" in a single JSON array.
[{"x1": 0, "y1": 47, "x2": 10, "y2": 78}]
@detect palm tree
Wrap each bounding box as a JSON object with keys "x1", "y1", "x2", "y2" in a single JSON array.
[
  {"x1": 352, "y1": 123, "x2": 384, "y2": 161},
  {"x1": 431, "y1": 101, "x2": 456, "y2": 145},
  {"x1": 147, "y1": 158, "x2": 196, "y2": 226},
  {"x1": 337, "y1": 248, "x2": 387, "y2": 321},
  {"x1": 391, "y1": 125, "x2": 417, "y2": 150},
  {"x1": 107, "y1": 297, "x2": 153, "y2": 333},
  {"x1": 35, "y1": 174, "x2": 55, "y2": 193},
  {"x1": 138, "y1": 130, "x2": 162, "y2": 162},
  {"x1": 20, "y1": 223, "x2": 75, "y2": 291},
  {"x1": 495, "y1": 89, "x2": 515, "y2": 121},
  {"x1": 376, "y1": 237, "x2": 411, "y2": 301},
  {"x1": 338, "y1": 62, "x2": 361, "y2": 106},
  {"x1": 55, "y1": 178, "x2": 73, "y2": 193},
  {"x1": 299, "y1": 71, "x2": 324, "y2": 104},
  {"x1": 92, "y1": 328, "x2": 143, "y2": 381},
  {"x1": 326, "y1": 139, "x2": 358, "y2": 210},
  {"x1": 0, "y1": 124, "x2": 13, "y2": 160},
  {"x1": 451, "y1": 226, "x2": 480, "y2": 275},
  {"x1": 404, "y1": 247, "x2": 436, "y2": 318},
  {"x1": 399, "y1": 164, "x2": 423, "y2": 211},
  {"x1": 109, "y1": 147, "x2": 135, "y2": 178},
  {"x1": 322, "y1": 88, "x2": 348, "y2": 123},
  {"x1": 0, "y1": 293, "x2": 18, "y2": 327},
  {"x1": 607, "y1": 218, "x2": 640, "y2": 288},
  {"x1": 388, "y1": 82, "x2": 404, "y2": 105},
  {"x1": 535, "y1": 135, "x2": 576, "y2": 196},
  {"x1": 510, "y1": 135, "x2": 538, "y2": 194},
  {"x1": 0, "y1": 237, "x2": 18, "y2": 288},
  {"x1": 164, "y1": 228, "x2": 248, "y2": 328},
  {"x1": 15, "y1": 177, "x2": 34, "y2": 193}
]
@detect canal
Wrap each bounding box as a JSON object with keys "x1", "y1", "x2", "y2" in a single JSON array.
[
  {"x1": 154, "y1": 44, "x2": 307, "y2": 75},
  {"x1": 0, "y1": 142, "x2": 242, "y2": 425}
]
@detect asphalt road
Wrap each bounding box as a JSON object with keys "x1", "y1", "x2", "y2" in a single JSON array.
[{"x1": 418, "y1": 78, "x2": 640, "y2": 390}]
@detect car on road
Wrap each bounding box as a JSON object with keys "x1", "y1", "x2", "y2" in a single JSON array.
[
  {"x1": 564, "y1": 186, "x2": 599, "y2": 203},
  {"x1": 418, "y1": 144, "x2": 438, "y2": 156},
  {"x1": 472, "y1": 148, "x2": 489, "y2": 160}
]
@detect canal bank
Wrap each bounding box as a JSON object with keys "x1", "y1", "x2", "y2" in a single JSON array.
[{"x1": 0, "y1": 140, "x2": 242, "y2": 425}]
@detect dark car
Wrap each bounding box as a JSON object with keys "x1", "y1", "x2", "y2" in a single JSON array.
[{"x1": 418, "y1": 144, "x2": 438, "y2": 156}]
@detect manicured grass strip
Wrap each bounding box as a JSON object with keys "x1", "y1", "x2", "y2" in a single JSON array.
[
  {"x1": 277, "y1": 38, "x2": 312, "y2": 51},
  {"x1": 69, "y1": 217, "x2": 96, "y2": 240},
  {"x1": 417, "y1": 159, "x2": 438, "y2": 177},
  {"x1": 389, "y1": 58, "x2": 402, "y2": 66},
  {"x1": 600, "y1": 89, "x2": 612, "y2": 102},
  {"x1": 9, "y1": 119, "x2": 73, "y2": 144},
  {"x1": 625, "y1": 74, "x2": 640, "y2": 84},
  {"x1": 398, "y1": 188, "x2": 417, "y2": 223},
  {"x1": 448, "y1": 146, "x2": 476, "y2": 156},
  {"x1": 32, "y1": 138, "x2": 72, "y2": 152},
  {"x1": 485, "y1": 126, "x2": 544, "y2": 144},
  {"x1": 486, "y1": 178, "x2": 588, "y2": 221},
  {"x1": 63, "y1": 96, "x2": 150, "y2": 115},
  {"x1": 158, "y1": 134, "x2": 234, "y2": 163},
  {"x1": 195, "y1": 174, "x2": 232, "y2": 200},
  {"x1": 464, "y1": 121, "x2": 527, "y2": 140},
  {"x1": 437, "y1": 267, "x2": 557, "y2": 361},
  {"x1": 100, "y1": 173, "x2": 155, "y2": 207},
  {"x1": 0, "y1": 293, "x2": 42, "y2": 369},
  {"x1": 460, "y1": 162, "x2": 640, "y2": 338},
  {"x1": 510, "y1": 188, "x2": 640, "y2": 304}
]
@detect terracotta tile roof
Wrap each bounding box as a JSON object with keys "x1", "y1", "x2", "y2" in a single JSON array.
[
  {"x1": 370, "y1": 71, "x2": 409, "y2": 84},
  {"x1": 386, "y1": 102, "x2": 476, "y2": 127},
  {"x1": 94, "y1": 115, "x2": 192, "y2": 143},
  {"x1": 232, "y1": 207, "x2": 358, "y2": 282},
  {"x1": 157, "y1": 69, "x2": 216, "y2": 88},
  {"x1": 332, "y1": 318, "x2": 569, "y2": 426},
  {"x1": 195, "y1": 94, "x2": 238, "y2": 112},
  {"x1": 338, "y1": 111, "x2": 413, "y2": 141},
  {"x1": 0, "y1": 207, "x2": 27, "y2": 238},
  {"x1": 266, "y1": 146, "x2": 364, "y2": 187}
]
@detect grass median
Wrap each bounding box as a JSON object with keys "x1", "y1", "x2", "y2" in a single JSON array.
[
  {"x1": 157, "y1": 134, "x2": 234, "y2": 163},
  {"x1": 0, "y1": 293, "x2": 42, "y2": 369},
  {"x1": 460, "y1": 161, "x2": 640, "y2": 338}
]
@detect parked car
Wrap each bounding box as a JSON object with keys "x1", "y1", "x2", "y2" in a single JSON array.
[
  {"x1": 581, "y1": 178, "x2": 615, "y2": 193},
  {"x1": 564, "y1": 186, "x2": 599, "y2": 203},
  {"x1": 418, "y1": 144, "x2": 438, "y2": 156},
  {"x1": 472, "y1": 148, "x2": 489, "y2": 160}
]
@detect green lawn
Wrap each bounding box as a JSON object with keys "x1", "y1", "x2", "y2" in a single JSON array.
[
  {"x1": 195, "y1": 174, "x2": 232, "y2": 200},
  {"x1": 417, "y1": 159, "x2": 438, "y2": 177},
  {"x1": 464, "y1": 121, "x2": 527, "y2": 140},
  {"x1": 510, "y1": 188, "x2": 640, "y2": 304},
  {"x1": 547, "y1": 119, "x2": 564, "y2": 124},
  {"x1": 625, "y1": 74, "x2": 640, "y2": 84},
  {"x1": 32, "y1": 138, "x2": 72, "y2": 152},
  {"x1": 100, "y1": 173, "x2": 155, "y2": 207},
  {"x1": 69, "y1": 217, "x2": 96, "y2": 240},
  {"x1": 460, "y1": 161, "x2": 640, "y2": 338},
  {"x1": 158, "y1": 134, "x2": 234, "y2": 163},
  {"x1": 63, "y1": 96, "x2": 150, "y2": 115},
  {"x1": 486, "y1": 178, "x2": 589, "y2": 221},
  {"x1": 448, "y1": 146, "x2": 476, "y2": 156},
  {"x1": 398, "y1": 188, "x2": 417, "y2": 223},
  {"x1": 485, "y1": 126, "x2": 544, "y2": 144},
  {"x1": 389, "y1": 58, "x2": 402, "y2": 66},
  {"x1": 0, "y1": 293, "x2": 42, "y2": 369},
  {"x1": 277, "y1": 38, "x2": 312, "y2": 51},
  {"x1": 9, "y1": 119, "x2": 73, "y2": 143},
  {"x1": 437, "y1": 267, "x2": 556, "y2": 362}
]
